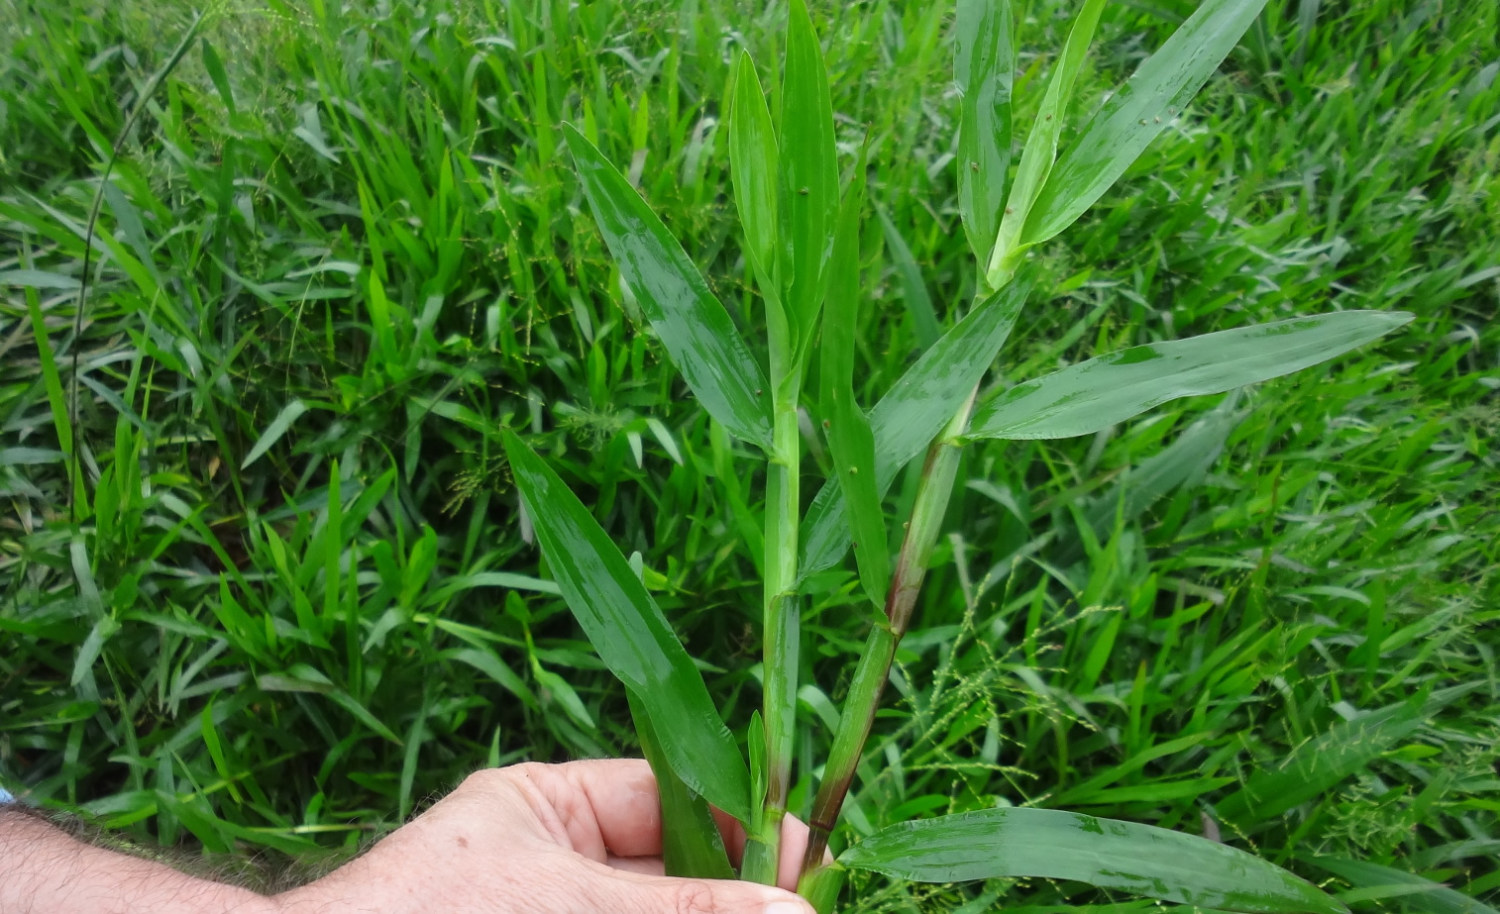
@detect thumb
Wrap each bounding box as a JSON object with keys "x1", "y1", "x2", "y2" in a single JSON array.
[{"x1": 609, "y1": 871, "x2": 816, "y2": 914}]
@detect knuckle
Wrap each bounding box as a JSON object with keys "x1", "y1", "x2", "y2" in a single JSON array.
[{"x1": 670, "y1": 879, "x2": 720, "y2": 914}]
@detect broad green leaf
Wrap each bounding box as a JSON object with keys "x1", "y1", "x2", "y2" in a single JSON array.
[
  {"x1": 780, "y1": 0, "x2": 839, "y2": 365},
  {"x1": 1023, "y1": 0, "x2": 1274, "y2": 248},
  {"x1": 820, "y1": 148, "x2": 889, "y2": 609},
  {"x1": 1306, "y1": 856, "x2": 1500, "y2": 914},
  {"x1": 800, "y1": 278, "x2": 1033, "y2": 580},
  {"x1": 627, "y1": 690, "x2": 735, "y2": 880},
  {"x1": 986, "y1": 0, "x2": 1105, "y2": 288},
  {"x1": 502, "y1": 430, "x2": 751, "y2": 822},
  {"x1": 954, "y1": 0, "x2": 1014, "y2": 267},
  {"x1": 967, "y1": 311, "x2": 1413, "y2": 441},
  {"x1": 564, "y1": 126, "x2": 773, "y2": 450},
  {"x1": 241, "y1": 399, "x2": 309, "y2": 469},
  {"x1": 840, "y1": 807, "x2": 1346, "y2": 914},
  {"x1": 1214, "y1": 684, "x2": 1476, "y2": 827},
  {"x1": 877, "y1": 207, "x2": 940, "y2": 350}
]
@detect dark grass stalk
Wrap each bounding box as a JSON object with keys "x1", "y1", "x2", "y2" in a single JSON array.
[
  {"x1": 798, "y1": 388, "x2": 977, "y2": 888},
  {"x1": 65, "y1": 11, "x2": 205, "y2": 522}
]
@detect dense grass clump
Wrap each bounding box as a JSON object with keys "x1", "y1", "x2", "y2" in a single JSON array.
[{"x1": 1, "y1": 0, "x2": 1496, "y2": 909}]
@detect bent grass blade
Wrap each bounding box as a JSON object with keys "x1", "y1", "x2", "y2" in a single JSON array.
[
  {"x1": 779, "y1": 0, "x2": 840, "y2": 365},
  {"x1": 502, "y1": 430, "x2": 751, "y2": 822},
  {"x1": 986, "y1": 0, "x2": 1105, "y2": 288},
  {"x1": 628, "y1": 690, "x2": 736, "y2": 879},
  {"x1": 839, "y1": 807, "x2": 1347, "y2": 914},
  {"x1": 954, "y1": 0, "x2": 1014, "y2": 267},
  {"x1": 800, "y1": 278, "x2": 1033, "y2": 580},
  {"x1": 967, "y1": 311, "x2": 1413, "y2": 441},
  {"x1": 1023, "y1": 0, "x2": 1275, "y2": 249},
  {"x1": 564, "y1": 125, "x2": 774, "y2": 451},
  {"x1": 820, "y1": 150, "x2": 889, "y2": 608}
]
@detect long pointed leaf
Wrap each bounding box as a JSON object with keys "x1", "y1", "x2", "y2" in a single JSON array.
[
  {"x1": 730, "y1": 51, "x2": 780, "y2": 288},
  {"x1": 954, "y1": 0, "x2": 1015, "y2": 267},
  {"x1": 967, "y1": 311, "x2": 1412, "y2": 441},
  {"x1": 1306, "y1": 856, "x2": 1500, "y2": 914},
  {"x1": 1023, "y1": 0, "x2": 1274, "y2": 248},
  {"x1": 564, "y1": 126, "x2": 773, "y2": 450},
  {"x1": 820, "y1": 149, "x2": 888, "y2": 608},
  {"x1": 502, "y1": 430, "x2": 750, "y2": 822},
  {"x1": 987, "y1": 0, "x2": 1106, "y2": 287},
  {"x1": 730, "y1": 52, "x2": 794, "y2": 378},
  {"x1": 877, "y1": 207, "x2": 940, "y2": 350},
  {"x1": 839, "y1": 807, "x2": 1346, "y2": 914},
  {"x1": 799, "y1": 278, "x2": 1033, "y2": 580},
  {"x1": 780, "y1": 0, "x2": 840, "y2": 363},
  {"x1": 1214, "y1": 684, "x2": 1476, "y2": 827}
]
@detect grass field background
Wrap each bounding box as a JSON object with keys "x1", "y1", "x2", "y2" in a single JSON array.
[{"x1": 2, "y1": 0, "x2": 1497, "y2": 908}]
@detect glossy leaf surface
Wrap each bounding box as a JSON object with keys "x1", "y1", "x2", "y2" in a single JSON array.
[
  {"x1": 780, "y1": 0, "x2": 840, "y2": 361},
  {"x1": 502, "y1": 430, "x2": 750, "y2": 822},
  {"x1": 627, "y1": 690, "x2": 735, "y2": 879},
  {"x1": 840, "y1": 807, "x2": 1346, "y2": 914},
  {"x1": 800, "y1": 279, "x2": 1032, "y2": 580},
  {"x1": 729, "y1": 51, "x2": 779, "y2": 295},
  {"x1": 565, "y1": 126, "x2": 773, "y2": 449},
  {"x1": 968, "y1": 311, "x2": 1412, "y2": 440},
  {"x1": 954, "y1": 0, "x2": 1014, "y2": 267},
  {"x1": 1307, "y1": 856, "x2": 1499, "y2": 914},
  {"x1": 988, "y1": 0, "x2": 1105, "y2": 286},
  {"x1": 1024, "y1": 0, "x2": 1274, "y2": 247},
  {"x1": 820, "y1": 151, "x2": 889, "y2": 608}
]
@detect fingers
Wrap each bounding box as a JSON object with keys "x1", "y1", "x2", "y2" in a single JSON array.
[
  {"x1": 503, "y1": 759, "x2": 665, "y2": 861},
  {"x1": 490, "y1": 760, "x2": 831, "y2": 897},
  {"x1": 599, "y1": 867, "x2": 816, "y2": 914},
  {"x1": 775, "y1": 815, "x2": 820, "y2": 893}
]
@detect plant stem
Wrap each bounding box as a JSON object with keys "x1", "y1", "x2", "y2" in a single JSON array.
[
  {"x1": 797, "y1": 387, "x2": 977, "y2": 882},
  {"x1": 743, "y1": 385, "x2": 802, "y2": 885}
]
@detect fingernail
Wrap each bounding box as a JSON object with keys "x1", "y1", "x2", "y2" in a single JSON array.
[{"x1": 765, "y1": 903, "x2": 810, "y2": 914}]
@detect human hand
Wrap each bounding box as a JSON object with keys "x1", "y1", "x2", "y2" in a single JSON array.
[{"x1": 276, "y1": 760, "x2": 818, "y2": 914}]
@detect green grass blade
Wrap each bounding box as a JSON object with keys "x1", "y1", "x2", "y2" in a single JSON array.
[
  {"x1": 241, "y1": 399, "x2": 310, "y2": 470},
  {"x1": 730, "y1": 50, "x2": 779, "y2": 292},
  {"x1": 986, "y1": 0, "x2": 1105, "y2": 288},
  {"x1": 564, "y1": 125, "x2": 774, "y2": 450},
  {"x1": 780, "y1": 0, "x2": 839, "y2": 365},
  {"x1": 1306, "y1": 857, "x2": 1499, "y2": 914},
  {"x1": 1214, "y1": 685, "x2": 1477, "y2": 827},
  {"x1": 967, "y1": 311, "x2": 1413, "y2": 440},
  {"x1": 1023, "y1": 0, "x2": 1274, "y2": 249},
  {"x1": 1075, "y1": 391, "x2": 1246, "y2": 553},
  {"x1": 24, "y1": 280, "x2": 73, "y2": 460},
  {"x1": 839, "y1": 807, "x2": 1347, "y2": 914},
  {"x1": 954, "y1": 0, "x2": 1015, "y2": 267},
  {"x1": 627, "y1": 690, "x2": 736, "y2": 879},
  {"x1": 502, "y1": 430, "x2": 751, "y2": 822},
  {"x1": 876, "y1": 207, "x2": 940, "y2": 350},
  {"x1": 729, "y1": 50, "x2": 793, "y2": 378},
  {"x1": 800, "y1": 278, "x2": 1032, "y2": 580},
  {"x1": 820, "y1": 149, "x2": 889, "y2": 608}
]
